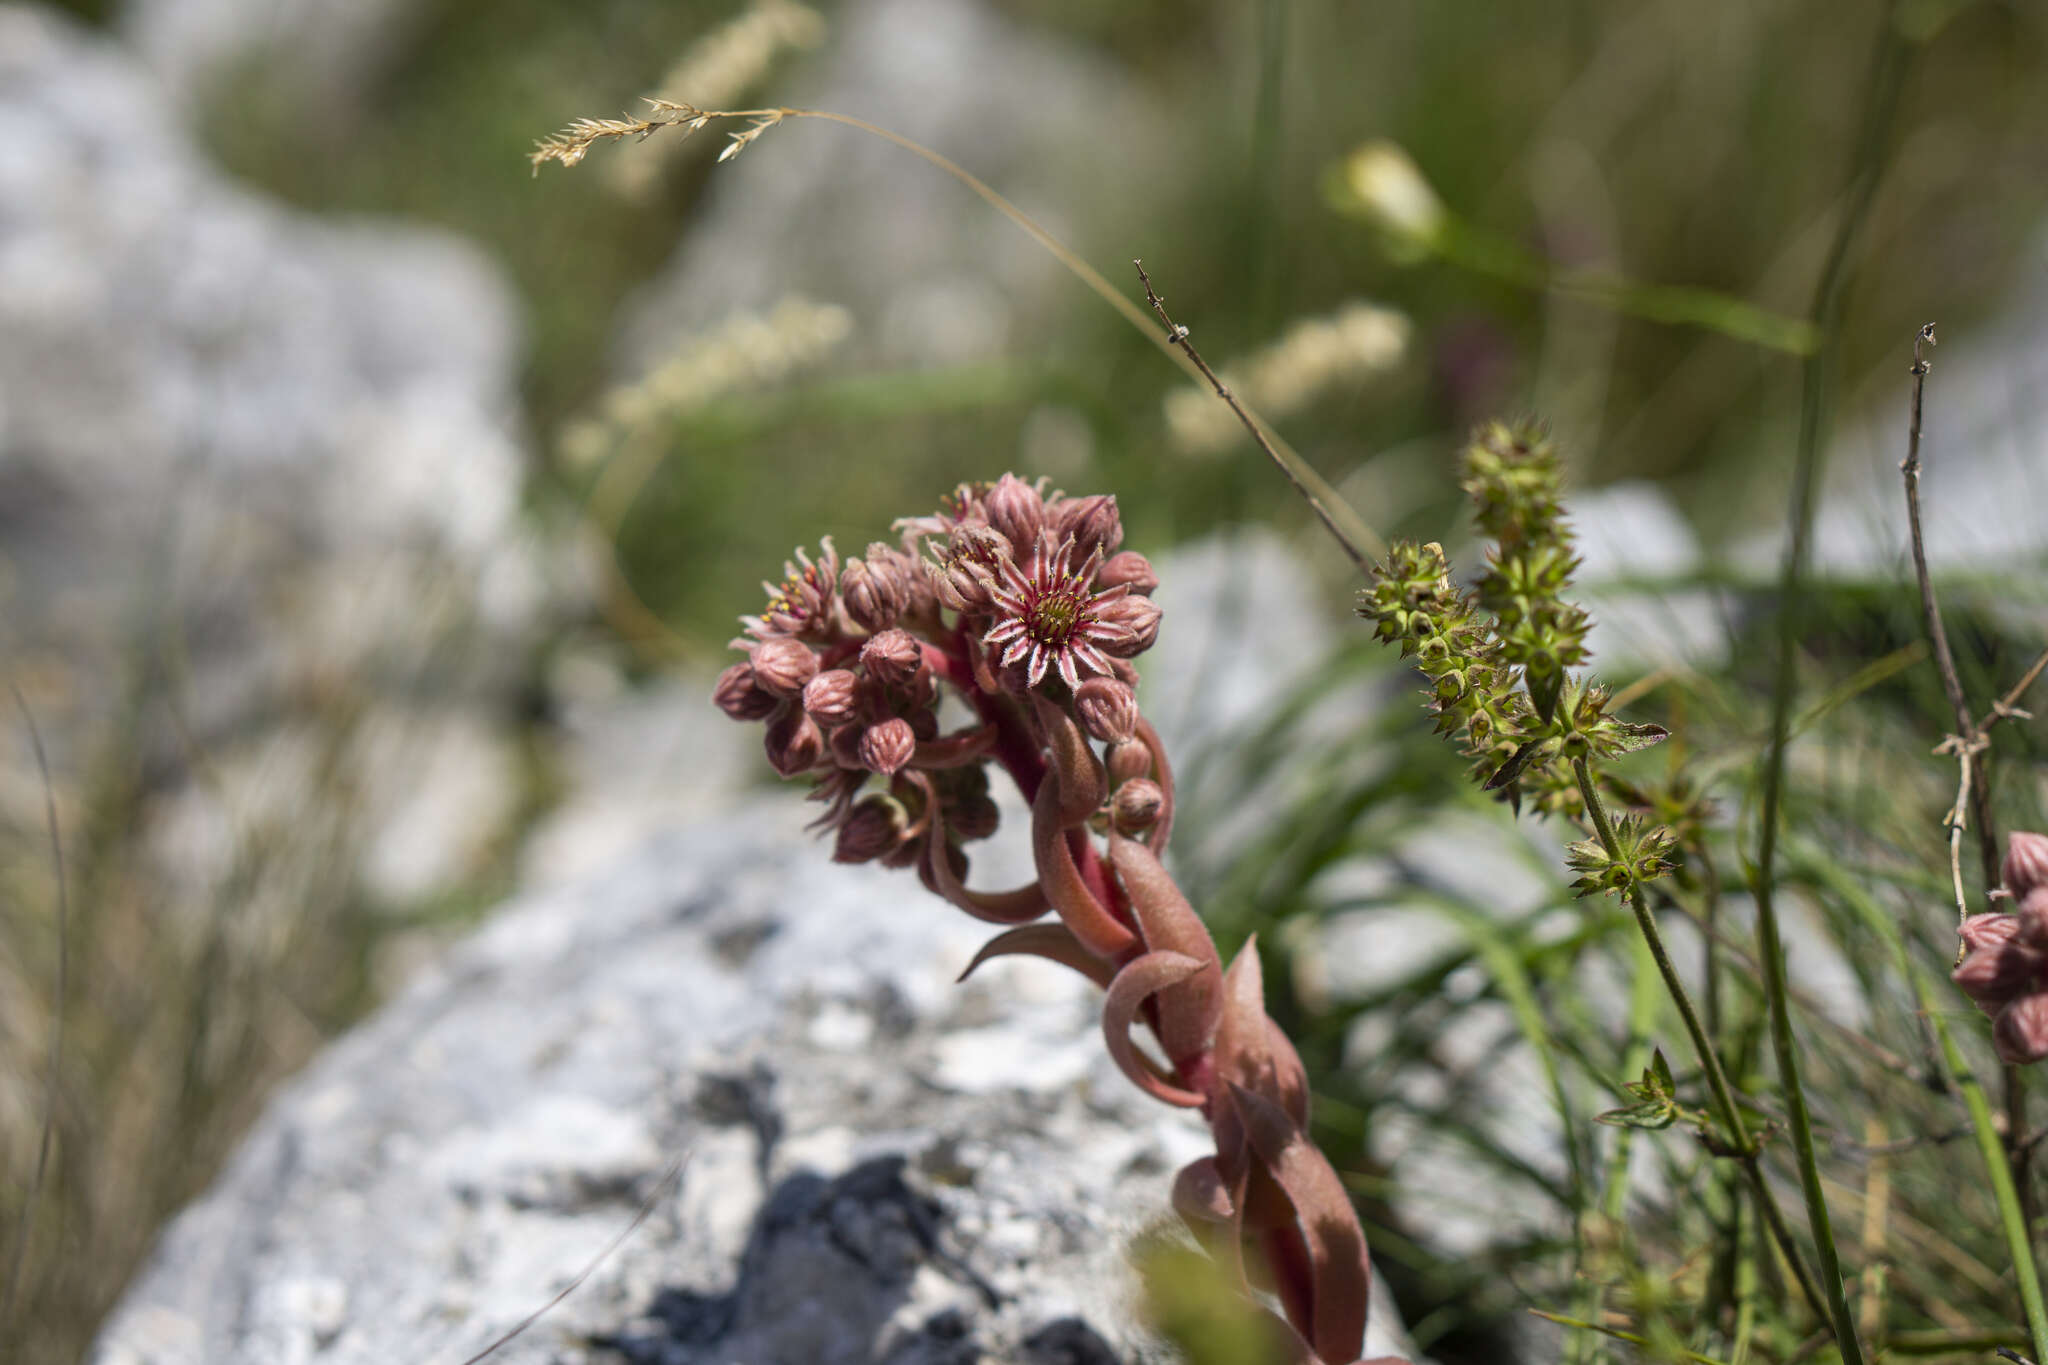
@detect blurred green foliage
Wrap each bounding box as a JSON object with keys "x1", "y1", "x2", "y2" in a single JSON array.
[{"x1": 200, "y1": 0, "x2": 2048, "y2": 649}]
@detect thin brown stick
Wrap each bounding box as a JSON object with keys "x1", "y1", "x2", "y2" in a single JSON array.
[
  {"x1": 1131, "y1": 260, "x2": 1373, "y2": 573},
  {"x1": 1899, "y1": 321, "x2": 2044, "y2": 1263},
  {"x1": 1901, "y1": 323, "x2": 2001, "y2": 911}
]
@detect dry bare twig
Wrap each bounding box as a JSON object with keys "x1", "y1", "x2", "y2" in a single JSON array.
[
  {"x1": 1132, "y1": 259, "x2": 1372, "y2": 572},
  {"x1": 1898, "y1": 320, "x2": 2048, "y2": 1257}
]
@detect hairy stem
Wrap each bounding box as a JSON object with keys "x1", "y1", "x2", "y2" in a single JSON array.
[{"x1": 1571, "y1": 758, "x2": 1826, "y2": 1322}]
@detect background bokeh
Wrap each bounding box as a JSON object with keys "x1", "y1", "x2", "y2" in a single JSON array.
[{"x1": 6, "y1": 0, "x2": 2048, "y2": 1361}]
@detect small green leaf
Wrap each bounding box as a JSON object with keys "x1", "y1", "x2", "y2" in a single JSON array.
[
  {"x1": 1485, "y1": 737, "x2": 1554, "y2": 792},
  {"x1": 1648, "y1": 1048, "x2": 1675, "y2": 1097},
  {"x1": 1595, "y1": 1099, "x2": 1677, "y2": 1130}
]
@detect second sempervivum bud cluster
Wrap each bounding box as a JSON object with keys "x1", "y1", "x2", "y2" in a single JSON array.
[{"x1": 1955, "y1": 832, "x2": 2048, "y2": 1063}]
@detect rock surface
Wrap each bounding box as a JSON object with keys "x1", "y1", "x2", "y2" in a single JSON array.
[
  {"x1": 89, "y1": 803, "x2": 1416, "y2": 1364},
  {"x1": 0, "y1": 4, "x2": 554, "y2": 909}
]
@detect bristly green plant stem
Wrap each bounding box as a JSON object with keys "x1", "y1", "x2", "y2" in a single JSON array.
[
  {"x1": 1748, "y1": 13, "x2": 1914, "y2": 1364},
  {"x1": 1571, "y1": 757, "x2": 1827, "y2": 1323}
]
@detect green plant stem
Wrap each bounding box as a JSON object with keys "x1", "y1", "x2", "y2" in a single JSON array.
[
  {"x1": 1814, "y1": 853, "x2": 2048, "y2": 1364},
  {"x1": 1570, "y1": 757, "x2": 1827, "y2": 1323},
  {"x1": 1743, "y1": 14, "x2": 1916, "y2": 1364}
]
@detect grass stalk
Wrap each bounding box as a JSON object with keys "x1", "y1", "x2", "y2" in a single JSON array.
[{"x1": 1744, "y1": 12, "x2": 1915, "y2": 1363}]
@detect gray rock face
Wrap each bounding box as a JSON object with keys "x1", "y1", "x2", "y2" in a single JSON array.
[
  {"x1": 121, "y1": 0, "x2": 420, "y2": 113},
  {"x1": 87, "y1": 808, "x2": 1313, "y2": 1365},
  {"x1": 0, "y1": 5, "x2": 552, "y2": 909}
]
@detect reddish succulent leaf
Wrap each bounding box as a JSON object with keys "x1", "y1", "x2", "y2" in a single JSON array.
[
  {"x1": 1171, "y1": 1156, "x2": 1235, "y2": 1225},
  {"x1": 1212, "y1": 937, "x2": 1309, "y2": 1126},
  {"x1": 1229, "y1": 1083, "x2": 1372, "y2": 1365},
  {"x1": 1108, "y1": 831, "x2": 1222, "y2": 1065},
  {"x1": 1263, "y1": 1222, "x2": 1318, "y2": 1354},
  {"x1": 924, "y1": 797, "x2": 1047, "y2": 924},
  {"x1": 1260, "y1": 1016, "x2": 1312, "y2": 1127},
  {"x1": 1102, "y1": 951, "x2": 1207, "y2": 1108},
  {"x1": 912, "y1": 724, "x2": 998, "y2": 769},
  {"x1": 1036, "y1": 694, "x2": 1106, "y2": 827},
  {"x1": 956, "y1": 923, "x2": 1115, "y2": 990},
  {"x1": 1033, "y1": 776, "x2": 1137, "y2": 958},
  {"x1": 1134, "y1": 716, "x2": 1175, "y2": 855}
]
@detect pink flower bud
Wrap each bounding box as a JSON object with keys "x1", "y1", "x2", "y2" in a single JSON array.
[
  {"x1": 1097, "y1": 550, "x2": 1158, "y2": 596},
  {"x1": 1954, "y1": 930, "x2": 2038, "y2": 1010},
  {"x1": 842, "y1": 547, "x2": 913, "y2": 633},
  {"x1": 984, "y1": 474, "x2": 1047, "y2": 556},
  {"x1": 1075, "y1": 676, "x2": 1139, "y2": 744},
  {"x1": 2007, "y1": 832, "x2": 2048, "y2": 902},
  {"x1": 933, "y1": 524, "x2": 1010, "y2": 613},
  {"x1": 802, "y1": 669, "x2": 859, "y2": 727},
  {"x1": 1055, "y1": 494, "x2": 1122, "y2": 560},
  {"x1": 833, "y1": 795, "x2": 908, "y2": 863},
  {"x1": 765, "y1": 708, "x2": 825, "y2": 776},
  {"x1": 1111, "y1": 778, "x2": 1164, "y2": 833},
  {"x1": 859, "y1": 717, "x2": 917, "y2": 775},
  {"x1": 861, "y1": 628, "x2": 924, "y2": 687},
  {"x1": 1107, "y1": 738, "x2": 1152, "y2": 784},
  {"x1": 1997, "y1": 993, "x2": 2048, "y2": 1065},
  {"x1": 1092, "y1": 594, "x2": 1163, "y2": 657},
  {"x1": 1960, "y1": 912, "x2": 2022, "y2": 954},
  {"x1": 713, "y1": 661, "x2": 779, "y2": 721},
  {"x1": 752, "y1": 636, "x2": 820, "y2": 697}
]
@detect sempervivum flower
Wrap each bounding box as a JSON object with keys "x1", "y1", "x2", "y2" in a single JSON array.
[
  {"x1": 1954, "y1": 832, "x2": 2048, "y2": 1063},
  {"x1": 983, "y1": 537, "x2": 1138, "y2": 691},
  {"x1": 743, "y1": 539, "x2": 842, "y2": 641}
]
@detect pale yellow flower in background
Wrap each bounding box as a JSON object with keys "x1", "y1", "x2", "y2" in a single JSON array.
[
  {"x1": 561, "y1": 296, "x2": 853, "y2": 473},
  {"x1": 1164, "y1": 303, "x2": 1409, "y2": 456}
]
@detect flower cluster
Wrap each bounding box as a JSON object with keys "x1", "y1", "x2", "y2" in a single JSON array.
[
  {"x1": 1954, "y1": 832, "x2": 2048, "y2": 1064},
  {"x1": 717, "y1": 474, "x2": 1395, "y2": 1365},
  {"x1": 1360, "y1": 422, "x2": 1661, "y2": 822}
]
